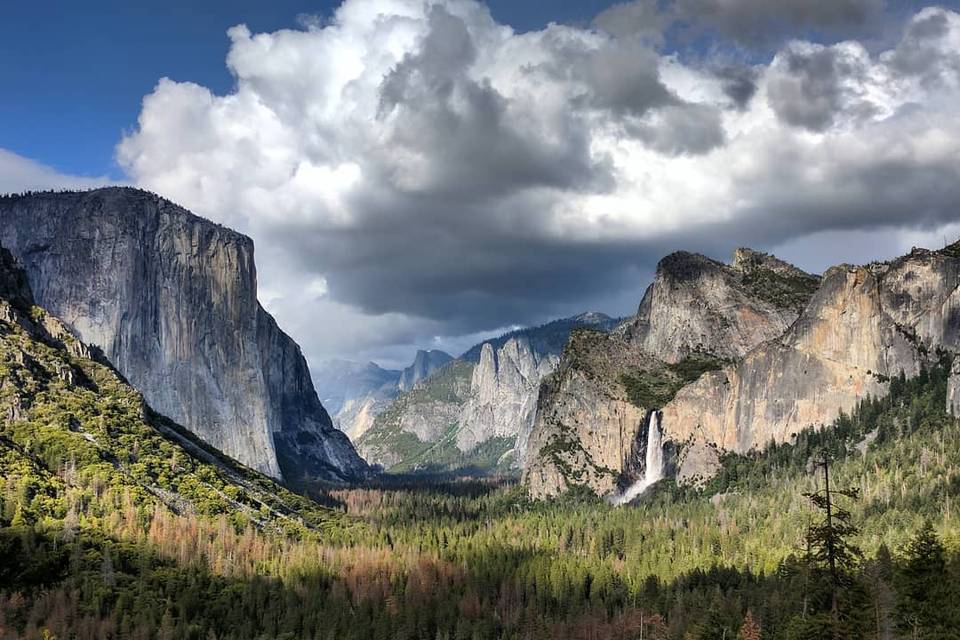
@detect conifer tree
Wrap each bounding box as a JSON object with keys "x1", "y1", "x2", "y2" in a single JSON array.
[
  {"x1": 896, "y1": 521, "x2": 954, "y2": 639},
  {"x1": 797, "y1": 454, "x2": 868, "y2": 638},
  {"x1": 738, "y1": 610, "x2": 762, "y2": 640}
]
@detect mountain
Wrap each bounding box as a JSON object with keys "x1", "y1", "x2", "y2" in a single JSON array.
[
  {"x1": 312, "y1": 350, "x2": 451, "y2": 441},
  {"x1": 313, "y1": 359, "x2": 400, "y2": 417},
  {"x1": 661, "y1": 245, "x2": 960, "y2": 482},
  {"x1": 0, "y1": 188, "x2": 367, "y2": 485},
  {"x1": 620, "y1": 249, "x2": 818, "y2": 362},
  {"x1": 457, "y1": 337, "x2": 556, "y2": 459},
  {"x1": 397, "y1": 349, "x2": 453, "y2": 392},
  {"x1": 356, "y1": 312, "x2": 617, "y2": 473},
  {"x1": 522, "y1": 243, "x2": 960, "y2": 500},
  {"x1": 0, "y1": 245, "x2": 336, "y2": 534},
  {"x1": 460, "y1": 312, "x2": 619, "y2": 362},
  {"x1": 523, "y1": 249, "x2": 821, "y2": 498}
]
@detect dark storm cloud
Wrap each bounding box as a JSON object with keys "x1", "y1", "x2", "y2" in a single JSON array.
[
  {"x1": 676, "y1": 0, "x2": 885, "y2": 44},
  {"x1": 712, "y1": 64, "x2": 759, "y2": 109},
  {"x1": 766, "y1": 41, "x2": 878, "y2": 131}
]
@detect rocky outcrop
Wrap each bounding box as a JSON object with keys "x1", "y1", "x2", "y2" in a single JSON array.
[
  {"x1": 620, "y1": 249, "x2": 818, "y2": 363},
  {"x1": 949, "y1": 358, "x2": 960, "y2": 417},
  {"x1": 355, "y1": 359, "x2": 474, "y2": 468},
  {"x1": 358, "y1": 314, "x2": 615, "y2": 473},
  {"x1": 523, "y1": 330, "x2": 654, "y2": 498},
  {"x1": 457, "y1": 337, "x2": 558, "y2": 457},
  {"x1": 397, "y1": 350, "x2": 452, "y2": 392},
  {"x1": 0, "y1": 188, "x2": 367, "y2": 483},
  {"x1": 662, "y1": 247, "x2": 960, "y2": 479},
  {"x1": 523, "y1": 249, "x2": 820, "y2": 498}
]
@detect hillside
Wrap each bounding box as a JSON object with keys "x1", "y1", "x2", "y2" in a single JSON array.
[
  {"x1": 355, "y1": 313, "x2": 618, "y2": 474},
  {"x1": 0, "y1": 246, "x2": 342, "y2": 530}
]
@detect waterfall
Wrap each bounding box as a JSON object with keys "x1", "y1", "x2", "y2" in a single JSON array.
[{"x1": 614, "y1": 411, "x2": 665, "y2": 505}]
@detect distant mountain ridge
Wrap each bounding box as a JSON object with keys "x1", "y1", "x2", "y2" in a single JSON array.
[
  {"x1": 314, "y1": 349, "x2": 453, "y2": 441},
  {"x1": 355, "y1": 312, "x2": 619, "y2": 473},
  {"x1": 461, "y1": 312, "x2": 620, "y2": 362}
]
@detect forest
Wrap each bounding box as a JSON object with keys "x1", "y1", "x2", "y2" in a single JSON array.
[{"x1": 2, "y1": 310, "x2": 960, "y2": 639}]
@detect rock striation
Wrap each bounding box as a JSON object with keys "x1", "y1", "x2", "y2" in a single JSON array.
[{"x1": 0, "y1": 188, "x2": 367, "y2": 483}]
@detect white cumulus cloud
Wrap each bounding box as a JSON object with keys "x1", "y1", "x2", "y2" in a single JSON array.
[{"x1": 116, "y1": 1, "x2": 960, "y2": 365}]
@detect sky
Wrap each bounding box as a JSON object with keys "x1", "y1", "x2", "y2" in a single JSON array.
[{"x1": 4, "y1": 0, "x2": 960, "y2": 369}]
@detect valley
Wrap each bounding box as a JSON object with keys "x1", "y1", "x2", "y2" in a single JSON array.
[{"x1": 1, "y1": 189, "x2": 959, "y2": 639}]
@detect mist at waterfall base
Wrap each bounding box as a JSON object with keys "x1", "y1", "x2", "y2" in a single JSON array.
[{"x1": 613, "y1": 411, "x2": 665, "y2": 506}]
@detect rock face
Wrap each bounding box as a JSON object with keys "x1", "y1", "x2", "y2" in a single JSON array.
[
  {"x1": 523, "y1": 249, "x2": 820, "y2": 498},
  {"x1": 358, "y1": 313, "x2": 617, "y2": 472},
  {"x1": 523, "y1": 330, "x2": 654, "y2": 498},
  {"x1": 524, "y1": 244, "x2": 960, "y2": 499},
  {"x1": 620, "y1": 249, "x2": 817, "y2": 363},
  {"x1": 0, "y1": 188, "x2": 367, "y2": 483},
  {"x1": 457, "y1": 337, "x2": 558, "y2": 457},
  {"x1": 397, "y1": 350, "x2": 453, "y2": 392},
  {"x1": 662, "y1": 248, "x2": 960, "y2": 478}
]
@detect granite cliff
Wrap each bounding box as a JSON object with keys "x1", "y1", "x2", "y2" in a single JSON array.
[
  {"x1": 524, "y1": 244, "x2": 960, "y2": 500},
  {"x1": 0, "y1": 188, "x2": 367, "y2": 484},
  {"x1": 397, "y1": 350, "x2": 453, "y2": 392},
  {"x1": 457, "y1": 337, "x2": 557, "y2": 459},
  {"x1": 662, "y1": 246, "x2": 960, "y2": 484},
  {"x1": 523, "y1": 249, "x2": 820, "y2": 498}
]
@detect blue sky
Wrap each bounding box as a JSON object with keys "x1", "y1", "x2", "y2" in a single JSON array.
[{"x1": 0, "y1": 0, "x2": 618, "y2": 180}]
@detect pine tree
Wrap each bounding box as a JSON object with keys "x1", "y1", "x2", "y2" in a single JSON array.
[
  {"x1": 896, "y1": 521, "x2": 953, "y2": 639},
  {"x1": 9, "y1": 504, "x2": 26, "y2": 528},
  {"x1": 738, "y1": 610, "x2": 761, "y2": 640},
  {"x1": 800, "y1": 454, "x2": 867, "y2": 638}
]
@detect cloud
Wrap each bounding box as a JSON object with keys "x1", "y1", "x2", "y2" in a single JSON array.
[
  {"x1": 593, "y1": 0, "x2": 668, "y2": 45},
  {"x1": 766, "y1": 41, "x2": 879, "y2": 131},
  {"x1": 116, "y1": 1, "x2": 960, "y2": 365},
  {"x1": 676, "y1": 0, "x2": 885, "y2": 44},
  {"x1": 0, "y1": 149, "x2": 109, "y2": 194},
  {"x1": 713, "y1": 64, "x2": 760, "y2": 109}
]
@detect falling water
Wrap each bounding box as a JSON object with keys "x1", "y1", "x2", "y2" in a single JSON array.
[{"x1": 614, "y1": 411, "x2": 664, "y2": 505}]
